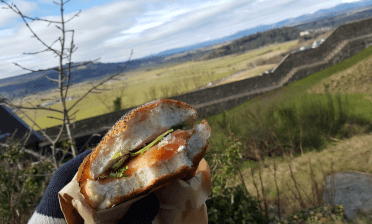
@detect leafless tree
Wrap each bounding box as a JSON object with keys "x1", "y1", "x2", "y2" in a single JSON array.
[{"x1": 0, "y1": 0, "x2": 132, "y2": 170}]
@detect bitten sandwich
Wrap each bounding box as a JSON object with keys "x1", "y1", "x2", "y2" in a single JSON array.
[{"x1": 77, "y1": 99, "x2": 211, "y2": 210}]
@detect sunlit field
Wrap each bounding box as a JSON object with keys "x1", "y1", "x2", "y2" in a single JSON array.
[
  {"x1": 18, "y1": 40, "x2": 298, "y2": 130},
  {"x1": 198, "y1": 45, "x2": 372, "y2": 223}
]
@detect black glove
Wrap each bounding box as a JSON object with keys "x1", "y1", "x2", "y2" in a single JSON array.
[{"x1": 28, "y1": 149, "x2": 159, "y2": 224}]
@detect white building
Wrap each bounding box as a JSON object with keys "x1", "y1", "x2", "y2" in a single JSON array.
[{"x1": 312, "y1": 41, "x2": 321, "y2": 48}]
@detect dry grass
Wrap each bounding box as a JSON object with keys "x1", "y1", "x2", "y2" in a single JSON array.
[
  {"x1": 307, "y1": 55, "x2": 372, "y2": 102},
  {"x1": 224, "y1": 133, "x2": 372, "y2": 221}
]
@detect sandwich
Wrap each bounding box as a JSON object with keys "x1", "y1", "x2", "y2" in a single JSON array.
[{"x1": 77, "y1": 99, "x2": 211, "y2": 210}]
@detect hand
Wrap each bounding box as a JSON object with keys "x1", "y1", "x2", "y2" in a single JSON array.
[{"x1": 28, "y1": 150, "x2": 159, "y2": 224}]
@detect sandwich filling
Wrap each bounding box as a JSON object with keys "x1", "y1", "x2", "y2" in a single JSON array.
[
  {"x1": 99, "y1": 122, "x2": 191, "y2": 179},
  {"x1": 82, "y1": 120, "x2": 211, "y2": 210}
]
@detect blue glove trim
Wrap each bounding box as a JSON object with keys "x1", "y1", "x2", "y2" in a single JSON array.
[
  {"x1": 34, "y1": 149, "x2": 159, "y2": 223},
  {"x1": 36, "y1": 150, "x2": 92, "y2": 218}
]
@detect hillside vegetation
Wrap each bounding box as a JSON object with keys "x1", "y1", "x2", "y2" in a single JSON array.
[
  {"x1": 200, "y1": 27, "x2": 300, "y2": 60},
  {"x1": 20, "y1": 40, "x2": 298, "y2": 130},
  {"x1": 307, "y1": 55, "x2": 372, "y2": 101},
  {"x1": 199, "y1": 45, "x2": 372, "y2": 162},
  {"x1": 197, "y1": 45, "x2": 372, "y2": 223},
  {"x1": 7, "y1": 36, "x2": 372, "y2": 224}
]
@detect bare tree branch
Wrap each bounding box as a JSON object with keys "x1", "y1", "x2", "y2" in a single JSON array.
[
  {"x1": 21, "y1": 110, "x2": 38, "y2": 146},
  {"x1": 65, "y1": 59, "x2": 100, "y2": 69},
  {"x1": 46, "y1": 116, "x2": 64, "y2": 121},
  {"x1": 63, "y1": 0, "x2": 72, "y2": 5},
  {"x1": 23, "y1": 48, "x2": 49, "y2": 55},
  {"x1": 68, "y1": 50, "x2": 133, "y2": 111},
  {"x1": 13, "y1": 62, "x2": 43, "y2": 73},
  {"x1": 45, "y1": 73, "x2": 66, "y2": 83},
  {"x1": 0, "y1": 97, "x2": 57, "y2": 148},
  {"x1": 64, "y1": 10, "x2": 80, "y2": 23},
  {"x1": 0, "y1": 0, "x2": 132, "y2": 169},
  {"x1": 5, "y1": 103, "x2": 63, "y2": 113},
  {"x1": 24, "y1": 38, "x2": 60, "y2": 56},
  {"x1": 14, "y1": 58, "x2": 99, "y2": 74},
  {"x1": 4, "y1": 3, "x2": 61, "y2": 56},
  {"x1": 0, "y1": 1, "x2": 80, "y2": 24},
  {"x1": 79, "y1": 133, "x2": 101, "y2": 153},
  {"x1": 63, "y1": 29, "x2": 75, "y2": 99},
  {"x1": 23, "y1": 148, "x2": 54, "y2": 164},
  {"x1": 0, "y1": 142, "x2": 54, "y2": 165},
  {"x1": 68, "y1": 109, "x2": 79, "y2": 117},
  {"x1": 12, "y1": 62, "x2": 55, "y2": 73}
]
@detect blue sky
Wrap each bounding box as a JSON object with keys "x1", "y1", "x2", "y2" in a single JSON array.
[{"x1": 0, "y1": 0, "x2": 363, "y2": 79}]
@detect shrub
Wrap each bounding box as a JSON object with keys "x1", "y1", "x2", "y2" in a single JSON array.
[
  {"x1": 206, "y1": 111, "x2": 276, "y2": 223},
  {"x1": 229, "y1": 92, "x2": 354, "y2": 159},
  {"x1": 206, "y1": 184, "x2": 271, "y2": 224},
  {"x1": 113, "y1": 97, "x2": 122, "y2": 111},
  {"x1": 0, "y1": 140, "x2": 53, "y2": 224}
]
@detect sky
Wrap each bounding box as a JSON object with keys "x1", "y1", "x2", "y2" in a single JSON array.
[{"x1": 0, "y1": 0, "x2": 364, "y2": 79}]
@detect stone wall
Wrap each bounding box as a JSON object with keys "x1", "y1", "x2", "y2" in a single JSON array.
[{"x1": 37, "y1": 17, "x2": 372, "y2": 150}]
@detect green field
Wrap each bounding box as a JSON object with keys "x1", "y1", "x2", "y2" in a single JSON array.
[{"x1": 19, "y1": 40, "x2": 298, "y2": 130}]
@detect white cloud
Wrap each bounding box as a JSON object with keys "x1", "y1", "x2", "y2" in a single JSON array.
[
  {"x1": 0, "y1": 0, "x2": 37, "y2": 27},
  {"x1": 342, "y1": 0, "x2": 362, "y2": 2},
  {"x1": 122, "y1": 22, "x2": 164, "y2": 34},
  {"x1": 0, "y1": 0, "x2": 354, "y2": 79},
  {"x1": 37, "y1": 0, "x2": 54, "y2": 4},
  {"x1": 0, "y1": 28, "x2": 15, "y2": 37}
]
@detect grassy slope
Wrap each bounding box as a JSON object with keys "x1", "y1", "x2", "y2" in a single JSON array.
[
  {"x1": 195, "y1": 45, "x2": 372, "y2": 163},
  {"x1": 194, "y1": 45, "x2": 372, "y2": 219},
  {"x1": 196, "y1": 44, "x2": 372, "y2": 126}
]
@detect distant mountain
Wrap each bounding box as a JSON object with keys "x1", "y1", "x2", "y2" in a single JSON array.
[
  {"x1": 292, "y1": 5, "x2": 372, "y2": 30},
  {"x1": 2, "y1": 0, "x2": 372, "y2": 99},
  {"x1": 145, "y1": 40, "x2": 224, "y2": 58},
  {"x1": 150, "y1": 25, "x2": 277, "y2": 58},
  {"x1": 150, "y1": 0, "x2": 372, "y2": 58},
  {"x1": 293, "y1": 0, "x2": 372, "y2": 23},
  {"x1": 0, "y1": 58, "x2": 165, "y2": 99},
  {"x1": 149, "y1": 24, "x2": 275, "y2": 59}
]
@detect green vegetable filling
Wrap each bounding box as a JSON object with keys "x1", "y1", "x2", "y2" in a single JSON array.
[
  {"x1": 130, "y1": 129, "x2": 174, "y2": 156},
  {"x1": 109, "y1": 166, "x2": 129, "y2": 178},
  {"x1": 113, "y1": 151, "x2": 123, "y2": 160},
  {"x1": 101, "y1": 121, "x2": 191, "y2": 179},
  {"x1": 112, "y1": 155, "x2": 128, "y2": 171}
]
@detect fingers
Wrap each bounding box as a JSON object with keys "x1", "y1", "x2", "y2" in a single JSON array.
[
  {"x1": 117, "y1": 192, "x2": 160, "y2": 224},
  {"x1": 36, "y1": 150, "x2": 93, "y2": 219},
  {"x1": 54, "y1": 149, "x2": 92, "y2": 186}
]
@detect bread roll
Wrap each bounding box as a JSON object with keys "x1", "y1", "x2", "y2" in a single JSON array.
[{"x1": 77, "y1": 99, "x2": 211, "y2": 210}]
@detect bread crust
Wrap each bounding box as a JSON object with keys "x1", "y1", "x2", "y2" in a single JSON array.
[
  {"x1": 77, "y1": 99, "x2": 198, "y2": 183},
  {"x1": 79, "y1": 119, "x2": 210, "y2": 210},
  {"x1": 77, "y1": 99, "x2": 209, "y2": 210}
]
